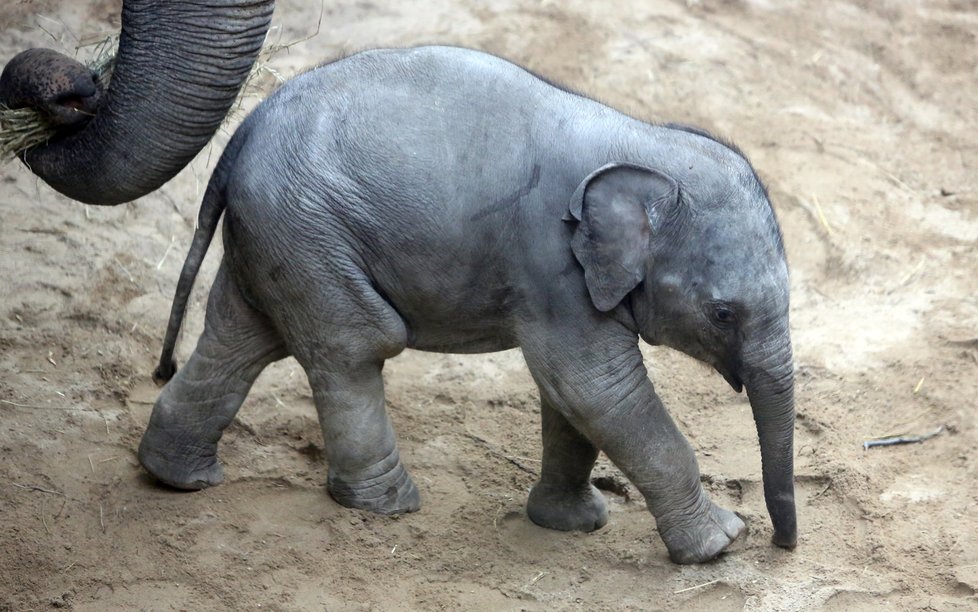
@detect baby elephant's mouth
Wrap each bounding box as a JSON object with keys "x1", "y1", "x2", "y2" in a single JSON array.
[{"x1": 715, "y1": 365, "x2": 744, "y2": 393}]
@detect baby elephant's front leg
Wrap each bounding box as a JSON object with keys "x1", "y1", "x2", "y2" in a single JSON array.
[
  {"x1": 306, "y1": 362, "x2": 420, "y2": 515},
  {"x1": 522, "y1": 327, "x2": 745, "y2": 564}
]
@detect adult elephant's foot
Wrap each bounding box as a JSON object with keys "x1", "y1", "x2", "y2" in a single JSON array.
[
  {"x1": 137, "y1": 424, "x2": 224, "y2": 491},
  {"x1": 657, "y1": 497, "x2": 746, "y2": 564},
  {"x1": 327, "y1": 453, "x2": 421, "y2": 515},
  {"x1": 526, "y1": 481, "x2": 609, "y2": 532}
]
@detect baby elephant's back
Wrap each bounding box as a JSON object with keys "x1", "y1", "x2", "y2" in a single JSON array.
[
  {"x1": 233, "y1": 47, "x2": 557, "y2": 218},
  {"x1": 224, "y1": 46, "x2": 563, "y2": 266}
]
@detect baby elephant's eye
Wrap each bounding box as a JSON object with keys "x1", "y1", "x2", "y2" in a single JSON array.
[{"x1": 711, "y1": 304, "x2": 738, "y2": 326}]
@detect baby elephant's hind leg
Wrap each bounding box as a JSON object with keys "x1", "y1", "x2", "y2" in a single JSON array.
[
  {"x1": 305, "y1": 362, "x2": 420, "y2": 514},
  {"x1": 281, "y1": 270, "x2": 418, "y2": 515},
  {"x1": 138, "y1": 264, "x2": 286, "y2": 490}
]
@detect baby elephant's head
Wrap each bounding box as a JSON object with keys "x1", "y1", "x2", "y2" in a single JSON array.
[{"x1": 567, "y1": 131, "x2": 796, "y2": 550}]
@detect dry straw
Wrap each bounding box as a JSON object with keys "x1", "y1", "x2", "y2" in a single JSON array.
[{"x1": 0, "y1": 105, "x2": 54, "y2": 160}]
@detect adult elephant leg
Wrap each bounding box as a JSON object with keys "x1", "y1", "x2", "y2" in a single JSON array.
[
  {"x1": 138, "y1": 263, "x2": 287, "y2": 489},
  {"x1": 520, "y1": 316, "x2": 745, "y2": 564},
  {"x1": 526, "y1": 397, "x2": 608, "y2": 532}
]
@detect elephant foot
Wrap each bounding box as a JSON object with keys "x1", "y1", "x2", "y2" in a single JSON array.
[
  {"x1": 138, "y1": 426, "x2": 224, "y2": 491},
  {"x1": 526, "y1": 481, "x2": 609, "y2": 532},
  {"x1": 657, "y1": 498, "x2": 746, "y2": 564},
  {"x1": 327, "y1": 457, "x2": 421, "y2": 515}
]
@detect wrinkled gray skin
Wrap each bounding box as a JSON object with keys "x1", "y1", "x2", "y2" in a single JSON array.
[
  {"x1": 139, "y1": 46, "x2": 797, "y2": 565},
  {"x1": 0, "y1": 0, "x2": 275, "y2": 206}
]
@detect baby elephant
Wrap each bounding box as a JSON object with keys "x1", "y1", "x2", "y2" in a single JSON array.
[{"x1": 139, "y1": 46, "x2": 796, "y2": 564}]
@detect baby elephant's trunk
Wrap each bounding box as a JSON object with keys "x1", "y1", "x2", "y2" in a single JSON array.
[{"x1": 745, "y1": 347, "x2": 797, "y2": 549}]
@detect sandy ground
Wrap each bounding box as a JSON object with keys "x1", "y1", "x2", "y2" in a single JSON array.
[{"x1": 1, "y1": 0, "x2": 976, "y2": 610}]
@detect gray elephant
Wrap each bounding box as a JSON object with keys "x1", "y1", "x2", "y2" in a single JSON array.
[
  {"x1": 137, "y1": 46, "x2": 797, "y2": 565},
  {"x1": 0, "y1": 0, "x2": 275, "y2": 205}
]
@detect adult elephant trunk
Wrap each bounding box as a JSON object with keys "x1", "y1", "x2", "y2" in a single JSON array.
[
  {"x1": 743, "y1": 340, "x2": 797, "y2": 549},
  {"x1": 2, "y1": 0, "x2": 275, "y2": 206}
]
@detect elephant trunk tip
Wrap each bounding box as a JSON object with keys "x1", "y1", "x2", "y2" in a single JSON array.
[
  {"x1": 153, "y1": 359, "x2": 177, "y2": 387},
  {"x1": 772, "y1": 527, "x2": 797, "y2": 549},
  {"x1": 768, "y1": 492, "x2": 797, "y2": 550}
]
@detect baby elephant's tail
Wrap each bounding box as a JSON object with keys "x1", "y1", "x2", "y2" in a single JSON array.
[{"x1": 152, "y1": 170, "x2": 229, "y2": 385}]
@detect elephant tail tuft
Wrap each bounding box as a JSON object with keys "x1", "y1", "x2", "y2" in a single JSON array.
[{"x1": 152, "y1": 358, "x2": 177, "y2": 386}]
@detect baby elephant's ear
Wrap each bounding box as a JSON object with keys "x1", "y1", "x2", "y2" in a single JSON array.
[{"x1": 567, "y1": 163, "x2": 679, "y2": 312}]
